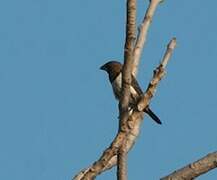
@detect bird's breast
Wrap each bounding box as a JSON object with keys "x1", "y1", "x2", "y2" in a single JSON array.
[
  {"x1": 112, "y1": 73, "x2": 122, "y2": 100},
  {"x1": 111, "y1": 73, "x2": 138, "y2": 100}
]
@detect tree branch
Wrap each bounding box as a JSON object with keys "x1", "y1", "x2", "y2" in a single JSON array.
[
  {"x1": 161, "y1": 151, "x2": 217, "y2": 180},
  {"x1": 132, "y1": 0, "x2": 164, "y2": 77},
  {"x1": 73, "y1": 38, "x2": 176, "y2": 180},
  {"x1": 137, "y1": 38, "x2": 176, "y2": 111},
  {"x1": 118, "y1": 0, "x2": 137, "y2": 179}
]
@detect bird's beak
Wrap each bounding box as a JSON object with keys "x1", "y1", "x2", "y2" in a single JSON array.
[{"x1": 100, "y1": 64, "x2": 106, "y2": 71}]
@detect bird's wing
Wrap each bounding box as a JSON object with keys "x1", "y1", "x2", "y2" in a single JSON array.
[{"x1": 131, "y1": 75, "x2": 143, "y2": 95}]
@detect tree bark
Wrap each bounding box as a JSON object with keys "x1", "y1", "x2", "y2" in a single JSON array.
[
  {"x1": 161, "y1": 152, "x2": 217, "y2": 180},
  {"x1": 117, "y1": 0, "x2": 137, "y2": 179}
]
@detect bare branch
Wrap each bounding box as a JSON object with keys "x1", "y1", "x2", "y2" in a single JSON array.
[
  {"x1": 73, "y1": 131, "x2": 125, "y2": 180},
  {"x1": 118, "y1": 0, "x2": 137, "y2": 179},
  {"x1": 137, "y1": 38, "x2": 176, "y2": 111},
  {"x1": 73, "y1": 116, "x2": 143, "y2": 180},
  {"x1": 161, "y1": 38, "x2": 177, "y2": 68},
  {"x1": 117, "y1": 138, "x2": 128, "y2": 180},
  {"x1": 120, "y1": 0, "x2": 137, "y2": 127},
  {"x1": 132, "y1": 0, "x2": 164, "y2": 76},
  {"x1": 161, "y1": 151, "x2": 217, "y2": 180}
]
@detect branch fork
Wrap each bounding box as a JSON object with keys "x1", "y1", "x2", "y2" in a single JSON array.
[{"x1": 73, "y1": 0, "x2": 176, "y2": 179}]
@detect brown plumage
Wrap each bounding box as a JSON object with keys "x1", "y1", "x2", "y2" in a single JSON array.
[{"x1": 100, "y1": 61, "x2": 162, "y2": 125}]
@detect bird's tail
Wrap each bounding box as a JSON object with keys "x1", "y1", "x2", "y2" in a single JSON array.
[{"x1": 144, "y1": 106, "x2": 162, "y2": 125}]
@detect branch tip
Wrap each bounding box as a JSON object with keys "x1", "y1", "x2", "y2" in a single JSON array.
[{"x1": 161, "y1": 38, "x2": 177, "y2": 68}]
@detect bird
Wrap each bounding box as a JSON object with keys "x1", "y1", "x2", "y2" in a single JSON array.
[{"x1": 100, "y1": 60, "x2": 162, "y2": 125}]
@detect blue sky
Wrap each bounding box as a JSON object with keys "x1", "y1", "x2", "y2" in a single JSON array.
[{"x1": 0, "y1": 0, "x2": 217, "y2": 179}]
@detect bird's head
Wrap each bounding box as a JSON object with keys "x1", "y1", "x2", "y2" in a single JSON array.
[
  {"x1": 100, "y1": 61, "x2": 122, "y2": 82},
  {"x1": 100, "y1": 61, "x2": 122, "y2": 72}
]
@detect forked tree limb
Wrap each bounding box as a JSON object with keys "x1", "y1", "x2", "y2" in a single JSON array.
[
  {"x1": 73, "y1": 38, "x2": 176, "y2": 180},
  {"x1": 73, "y1": 114, "x2": 144, "y2": 180},
  {"x1": 161, "y1": 151, "x2": 217, "y2": 180},
  {"x1": 73, "y1": 1, "x2": 175, "y2": 180},
  {"x1": 118, "y1": 0, "x2": 137, "y2": 179}
]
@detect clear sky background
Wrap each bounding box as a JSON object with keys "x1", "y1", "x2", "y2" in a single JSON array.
[{"x1": 0, "y1": 0, "x2": 217, "y2": 179}]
